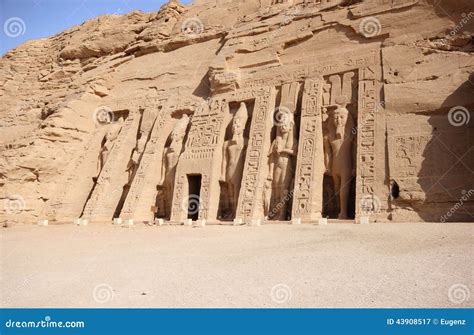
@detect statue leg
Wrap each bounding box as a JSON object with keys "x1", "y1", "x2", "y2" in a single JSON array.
[
  {"x1": 273, "y1": 168, "x2": 285, "y2": 220},
  {"x1": 338, "y1": 171, "x2": 351, "y2": 220},
  {"x1": 280, "y1": 168, "x2": 293, "y2": 220},
  {"x1": 332, "y1": 174, "x2": 341, "y2": 215},
  {"x1": 164, "y1": 183, "x2": 172, "y2": 219},
  {"x1": 229, "y1": 182, "x2": 237, "y2": 218},
  {"x1": 98, "y1": 151, "x2": 107, "y2": 176}
]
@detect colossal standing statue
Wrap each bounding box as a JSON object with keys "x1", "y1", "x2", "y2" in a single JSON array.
[
  {"x1": 126, "y1": 136, "x2": 147, "y2": 185},
  {"x1": 267, "y1": 108, "x2": 298, "y2": 220},
  {"x1": 220, "y1": 102, "x2": 249, "y2": 218},
  {"x1": 158, "y1": 115, "x2": 190, "y2": 218},
  {"x1": 324, "y1": 97, "x2": 356, "y2": 219},
  {"x1": 97, "y1": 116, "x2": 124, "y2": 178}
]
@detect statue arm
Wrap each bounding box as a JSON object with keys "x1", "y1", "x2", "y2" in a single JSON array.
[
  {"x1": 97, "y1": 151, "x2": 102, "y2": 176},
  {"x1": 267, "y1": 141, "x2": 276, "y2": 180},
  {"x1": 268, "y1": 160, "x2": 274, "y2": 181},
  {"x1": 158, "y1": 149, "x2": 167, "y2": 186},
  {"x1": 220, "y1": 142, "x2": 227, "y2": 182},
  {"x1": 97, "y1": 135, "x2": 106, "y2": 175},
  {"x1": 280, "y1": 140, "x2": 298, "y2": 156},
  {"x1": 268, "y1": 140, "x2": 276, "y2": 157},
  {"x1": 280, "y1": 148, "x2": 296, "y2": 156},
  {"x1": 293, "y1": 139, "x2": 298, "y2": 156},
  {"x1": 324, "y1": 136, "x2": 332, "y2": 175}
]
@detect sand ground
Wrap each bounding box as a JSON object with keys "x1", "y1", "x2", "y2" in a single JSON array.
[{"x1": 1, "y1": 222, "x2": 472, "y2": 308}]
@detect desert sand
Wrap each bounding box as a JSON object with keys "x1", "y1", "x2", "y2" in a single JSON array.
[{"x1": 1, "y1": 222, "x2": 472, "y2": 308}]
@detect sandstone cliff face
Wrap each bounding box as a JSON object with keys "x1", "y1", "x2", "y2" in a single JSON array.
[{"x1": 1, "y1": 0, "x2": 473, "y2": 225}]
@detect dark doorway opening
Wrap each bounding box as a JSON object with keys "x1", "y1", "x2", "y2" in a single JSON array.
[
  {"x1": 391, "y1": 180, "x2": 400, "y2": 199},
  {"x1": 187, "y1": 174, "x2": 202, "y2": 221}
]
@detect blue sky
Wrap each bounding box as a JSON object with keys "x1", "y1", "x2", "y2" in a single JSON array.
[{"x1": 1, "y1": 0, "x2": 193, "y2": 55}]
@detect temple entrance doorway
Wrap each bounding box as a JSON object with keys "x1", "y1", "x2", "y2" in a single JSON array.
[{"x1": 187, "y1": 174, "x2": 202, "y2": 221}]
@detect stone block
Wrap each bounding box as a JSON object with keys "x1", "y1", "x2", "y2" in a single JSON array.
[
  {"x1": 359, "y1": 216, "x2": 370, "y2": 225},
  {"x1": 233, "y1": 218, "x2": 243, "y2": 226},
  {"x1": 123, "y1": 219, "x2": 134, "y2": 228},
  {"x1": 249, "y1": 219, "x2": 261, "y2": 227},
  {"x1": 195, "y1": 219, "x2": 206, "y2": 227},
  {"x1": 37, "y1": 220, "x2": 48, "y2": 226},
  {"x1": 292, "y1": 218, "x2": 302, "y2": 225},
  {"x1": 318, "y1": 218, "x2": 328, "y2": 225}
]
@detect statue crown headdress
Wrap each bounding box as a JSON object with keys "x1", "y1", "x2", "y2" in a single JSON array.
[
  {"x1": 234, "y1": 102, "x2": 248, "y2": 124},
  {"x1": 173, "y1": 114, "x2": 189, "y2": 135}
]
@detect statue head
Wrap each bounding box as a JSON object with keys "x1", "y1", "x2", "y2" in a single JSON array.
[
  {"x1": 232, "y1": 102, "x2": 248, "y2": 136},
  {"x1": 171, "y1": 114, "x2": 189, "y2": 143},
  {"x1": 277, "y1": 108, "x2": 295, "y2": 135},
  {"x1": 331, "y1": 104, "x2": 353, "y2": 137},
  {"x1": 332, "y1": 107, "x2": 349, "y2": 127}
]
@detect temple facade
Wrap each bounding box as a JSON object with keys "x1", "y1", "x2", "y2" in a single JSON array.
[{"x1": 1, "y1": 0, "x2": 473, "y2": 225}]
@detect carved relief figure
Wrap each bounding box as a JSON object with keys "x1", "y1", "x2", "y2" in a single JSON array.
[
  {"x1": 97, "y1": 117, "x2": 124, "y2": 177},
  {"x1": 158, "y1": 115, "x2": 190, "y2": 218},
  {"x1": 126, "y1": 136, "x2": 147, "y2": 185},
  {"x1": 267, "y1": 108, "x2": 298, "y2": 220},
  {"x1": 324, "y1": 97, "x2": 356, "y2": 219},
  {"x1": 219, "y1": 102, "x2": 249, "y2": 219}
]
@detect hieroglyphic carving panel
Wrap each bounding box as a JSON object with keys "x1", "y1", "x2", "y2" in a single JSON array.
[
  {"x1": 387, "y1": 113, "x2": 474, "y2": 205},
  {"x1": 183, "y1": 115, "x2": 223, "y2": 159},
  {"x1": 171, "y1": 175, "x2": 186, "y2": 221},
  {"x1": 356, "y1": 66, "x2": 378, "y2": 213},
  {"x1": 199, "y1": 174, "x2": 211, "y2": 220},
  {"x1": 236, "y1": 87, "x2": 277, "y2": 220},
  {"x1": 292, "y1": 79, "x2": 325, "y2": 220},
  {"x1": 170, "y1": 98, "x2": 227, "y2": 222},
  {"x1": 243, "y1": 49, "x2": 378, "y2": 88}
]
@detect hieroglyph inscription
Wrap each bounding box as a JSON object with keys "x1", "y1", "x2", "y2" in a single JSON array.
[{"x1": 292, "y1": 79, "x2": 324, "y2": 219}]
